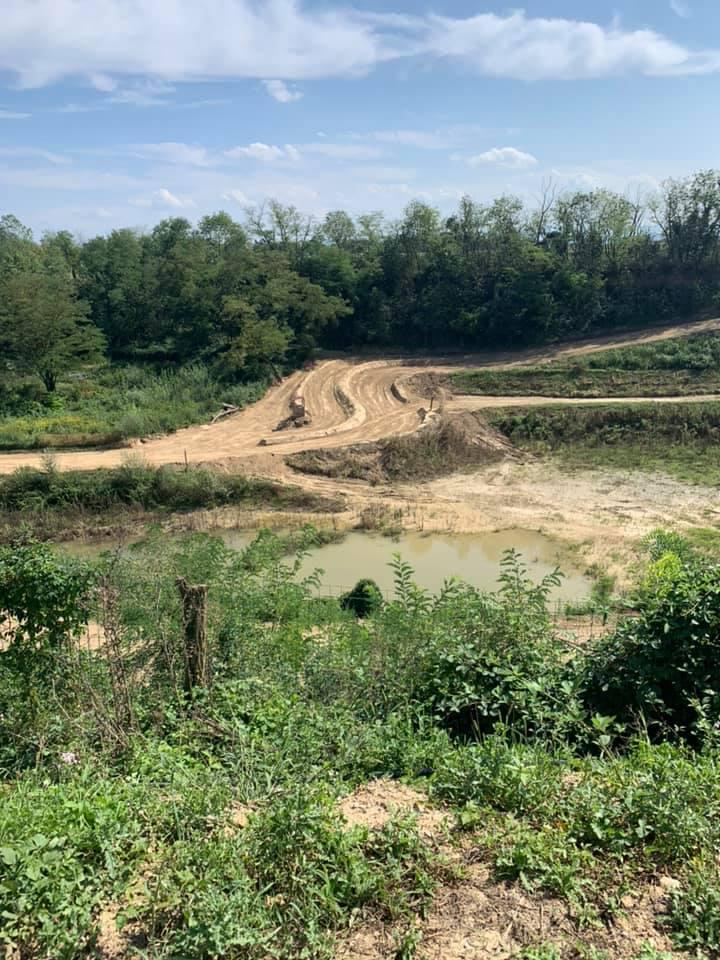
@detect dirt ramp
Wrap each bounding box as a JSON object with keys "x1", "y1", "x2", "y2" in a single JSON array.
[{"x1": 287, "y1": 413, "x2": 521, "y2": 483}]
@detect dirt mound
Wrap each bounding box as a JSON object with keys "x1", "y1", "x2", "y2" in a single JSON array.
[
  {"x1": 338, "y1": 780, "x2": 449, "y2": 839},
  {"x1": 338, "y1": 856, "x2": 680, "y2": 960},
  {"x1": 407, "y1": 371, "x2": 452, "y2": 405},
  {"x1": 287, "y1": 442, "x2": 385, "y2": 483},
  {"x1": 287, "y1": 414, "x2": 520, "y2": 484}
]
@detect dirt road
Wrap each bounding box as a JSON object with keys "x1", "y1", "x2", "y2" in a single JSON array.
[{"x1": 0, "y1": 316, "x2": 718, "y2": 476}]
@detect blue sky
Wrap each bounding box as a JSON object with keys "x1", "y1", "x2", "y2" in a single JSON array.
[{"x1": 0, "y1": 0, "x2": 718, "y2": 238}]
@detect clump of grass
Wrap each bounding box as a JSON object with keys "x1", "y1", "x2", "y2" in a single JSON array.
[
  {"x1": 0, "y1": 461, "x2": 345, "y2": 542},
  {"x1": 0, "y1": 365, "x2": 267, "y2": 450}
]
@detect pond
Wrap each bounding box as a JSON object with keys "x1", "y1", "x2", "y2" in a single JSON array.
[{"x1": 64, "y1": 527, "x2": 591, "y2": 601}]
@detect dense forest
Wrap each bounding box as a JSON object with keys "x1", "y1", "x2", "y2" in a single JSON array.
[{"x1": 2, "y1": 170, "x2": 720, "y2": 396}]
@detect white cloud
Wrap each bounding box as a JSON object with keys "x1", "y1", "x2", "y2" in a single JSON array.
[
  {"x1": 131, "y1": 188, "x2": 194, "y2": 209},
  {"x1": 466, "y1": 147, "x2": 538, "y2": 169},
  {"x1": 225, "y1": 142, "x2": 299, "y2": 162},
  {"x1": 108, "y1": 80, "x2": 174, "y2": 107},
  {"x1": 263, "y1": 79, "x2": 303, "y2": 103},
  {"x1": 89, "y1": 72, "x2": 116, "y2": 92},
  {"x1": 420, "y1": 10, "x2": 717, "y2": 79},
  {"x1": 0, "y1": 146, "x2": 70, "y2": 165},
  {"x1": 130, "y1": 142, "x2": 211, "y2": 166},
  {"x1": 1, "y1": 2, "x2": 719, "y2": 88},
  {"x1": 222, "y1": 189, "x2": 250, "y2": 205},
  {"x1": 0, "y1": 109, "x2": 30, "y2": 119},
  {"x1": 670, "y1": 0, "x2": 691, "y2": 18}
]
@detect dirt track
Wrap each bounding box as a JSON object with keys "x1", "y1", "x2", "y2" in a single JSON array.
[{"x1": 0, "y1": 316, "x2": 719, "y2": 476}]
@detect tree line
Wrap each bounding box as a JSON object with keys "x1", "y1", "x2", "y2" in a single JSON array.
[{"x1": 2, "y1": 169, "x2": 720, "y2": 390}]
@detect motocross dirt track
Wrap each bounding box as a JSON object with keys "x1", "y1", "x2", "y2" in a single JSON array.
[{"x1": 0, "y1": 316, "x2": 719, "y2": 476}]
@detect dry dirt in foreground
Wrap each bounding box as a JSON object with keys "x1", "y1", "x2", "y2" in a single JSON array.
[{"x1": 335, "y1": 780, "x2": 682, "y2": 960}]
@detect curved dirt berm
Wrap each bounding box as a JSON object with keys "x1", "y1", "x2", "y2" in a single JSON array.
[{"x1": 0, "y1": 316, "x2": 718, "y2": 475}]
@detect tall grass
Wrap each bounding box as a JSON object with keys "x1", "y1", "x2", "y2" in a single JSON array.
[
  {"x1": 452, "y1": 332, "x2": 720, "y2": 398},
  {"x1": 0, "y1": 365, "x2": 267, "y2": 450}
]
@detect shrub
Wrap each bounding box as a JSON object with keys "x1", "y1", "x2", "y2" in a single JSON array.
[
  {"x1": 581, "y1": 560, "x2": 720, "y2": 740},
  {"x1": 340, "y1": 578, "x2": 383, "y2": 617}
]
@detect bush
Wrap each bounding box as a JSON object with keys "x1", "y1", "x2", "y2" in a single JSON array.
[
  {"x1": 340, "y1": 578, "x2": 383, "y2": 617},
  {"x1": 581, "y1": 560, "x2": 720, "y2": 740}
]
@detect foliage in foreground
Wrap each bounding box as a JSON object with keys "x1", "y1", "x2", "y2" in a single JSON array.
[{"x1": 1, "y1": 530, "x2": 720, "y2": 957}]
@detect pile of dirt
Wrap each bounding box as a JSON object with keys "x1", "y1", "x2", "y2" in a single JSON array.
[
  {"x1": 286, "y1": 442, "x2": 385, "y2": 483},
  {"x1": 287, "y1": 414, "x2": 520, "y2": 484},
  {"x1": 406, "y1": 371, "x2": 452, "y2": 405},
  {"x1": 338, "y1": 780, "x2": 449, "y2": 839},
  {"x1": 379, "y1": 414, "x2": 520, "y2": 481}
]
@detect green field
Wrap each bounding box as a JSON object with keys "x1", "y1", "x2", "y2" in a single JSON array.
[
  {"x1": 491, "y1": 401, "x2": 720, "y2": 485},
  {"x1": 0, "y1": 365, "x2": 266, "y2": 450},
  {"x1": 452, "y1": 333, "x2": 720, "y2": 398}
]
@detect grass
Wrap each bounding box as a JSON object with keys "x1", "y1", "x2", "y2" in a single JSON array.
[
  {"x1": 0, "y1": 460, "x2": 345, "y2": 542},
  {"x1": 490, "y1": 401, "x2": 720, "y2": 485},
  {"x1": 3, "y1": 527, "x2": 720, "y2": 955},
  {"x1": 0, "y1": 364, "x2": 267, "y2": 450},
  {"x1": 451, "y1": 333, "x2": 720, "y2": 399}
]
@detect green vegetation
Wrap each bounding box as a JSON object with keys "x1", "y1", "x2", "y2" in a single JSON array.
[
  {"x1": 3, "y1": 172, "x2": 720, "y2": 449},
  {"x1": 0, "y1": 461, "x2": 344, "y2": 542},
  {"x1": 0, "y1": 365, "x2": 266, "y2": 449},
  {"x1": 491, "y1": 401, "x2": 720, "y2": 484},
  {"x1": 451, "y1": 333, "x2": 720, "y2": 398},
  {"x1": 2, "y1": 531, "x2": 720, "y2": 956}
]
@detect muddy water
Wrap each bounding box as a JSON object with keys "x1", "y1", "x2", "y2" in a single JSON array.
[
  {"x1": 63, "y1": 528, "x2": 591, "y2": 601},
  {"x1": 217, "y1": 528, "x2": 590, "y2": 601}
]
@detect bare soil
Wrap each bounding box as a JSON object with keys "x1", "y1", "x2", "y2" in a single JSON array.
[
  {"x1": 334, "y1": 781, "x2": 682, "y2": 960},
  {"x1": 1, "y1": 317, "x2": 718, "y2": 577}
]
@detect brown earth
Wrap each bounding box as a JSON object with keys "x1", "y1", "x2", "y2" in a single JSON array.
[
  {"x1": 0, "y1": 316, "x2": 718, "y2": 476},
  {"x1": 334, "y1": 781, "x2": 682, "y2": 960},
  {"x1": 1, "y1": 317, "x2": 718, "y2": 577}
]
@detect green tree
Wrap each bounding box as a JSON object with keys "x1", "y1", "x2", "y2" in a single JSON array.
[{"x1": 0, "y1": 267, "x2": 105, "y2": 391}]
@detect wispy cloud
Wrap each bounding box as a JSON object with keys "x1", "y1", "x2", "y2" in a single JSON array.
[
  {"x1": 0, "y1": 109, "x2": 30, "y2": 120},
  {"x1": 0, "y1": 146, "x2": 70, "y2": 165},
  {"x1": 108, "y1": 80, "x2": 174, "y2": 107},
  {"x1": 466, "y1": 147, "x2": 538, "y2": 169},
  {"x1": 225, "y1": 142, "x2": 300, "y2": 162},
  {"x1": 1, "y1": 2, "x2": 719, "y2": 87},
  {"x1": 56, "y1": 102, "x2": 105, "y2": 114},
  {"x1": 131, "y1": 187, "x2": 194, "y2": 209},
  {"x1": 670, "y1": 0, "x2": 691, "y2": 18},
  {"x1": 89, "y1": 72, "x2": 117, "y2": 92},
  {"x1": 129, "y1": 142, "x2": 211, "y2": 166},
  {"x1": 222, "y1": 189, "x2": 251, "y2": 205},
  {"x1": 263, "y1": 79, "x2": 303, "y2": 103},
  {"x1": 176, "y1": 98, "x2": 231, "y2": 110}
]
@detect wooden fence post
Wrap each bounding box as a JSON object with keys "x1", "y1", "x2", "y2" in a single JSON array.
[{"x1": 176, "y1": 577, "x2": 210, "y2": 696}]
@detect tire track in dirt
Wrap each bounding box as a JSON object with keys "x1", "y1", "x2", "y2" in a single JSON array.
[{"x1": 0, "y1": 317, "x2": 718, "y2": 475}]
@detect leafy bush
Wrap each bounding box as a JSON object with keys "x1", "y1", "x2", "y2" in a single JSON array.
[
  {"x1": 340, "y1": 578, "x2": 383, "y2": 617},
  {"x1": 581, "y1": 560, "x2": 720, "y2": 740},
  {"x1": 668, "y1": 867, "x2": 720, "y2": 954},
  {"x1": 416, "y1": 551, "x2": 573, "y2": 738}
]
